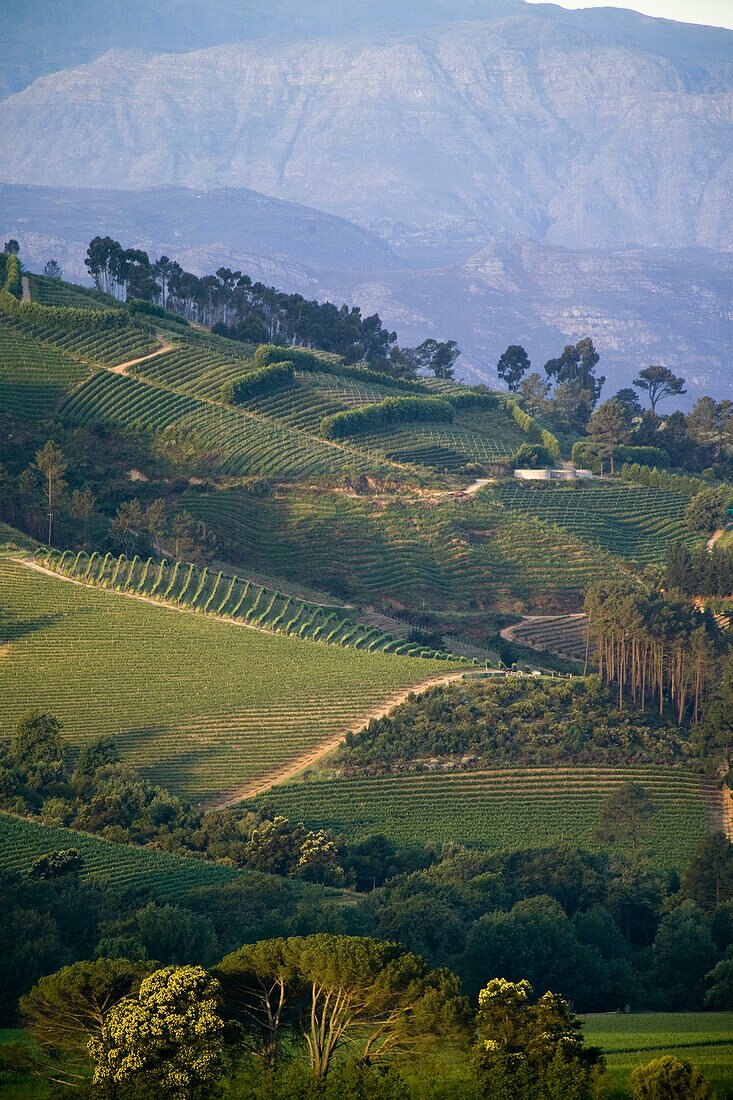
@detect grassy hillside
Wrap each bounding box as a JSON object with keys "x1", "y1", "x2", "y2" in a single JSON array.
[
  {"x1": 254, "y1": 767, "x2": 706, "y2": 872},
  {"x1": 0, "y1": 557, "x2": 460, "y2": 801}
]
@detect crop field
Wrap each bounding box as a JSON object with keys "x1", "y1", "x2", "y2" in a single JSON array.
[
  {"x1": 0, "y1": 558, "x2": 458, "y2": 800},
  {"x1": 182, "y1": 487, "x2": 625, "y2": 612},
  {"x1": 361, "y1": 423, "x2": 521, "y2": 469},
  {"x1": 0, "y1": 313, "x2": 159, "y2": 368},
  {"x1": 0, "y1": 325, "x2": 90, "y2": 417},
  {"x1": 506, "y1": 614, "x2": 589, "y2": 661},
  {"x1": 38, "y1": 548, "x2": 459, "y2": 660},
  {"x1": 256, "y1": 767, "x2": 706, "y2": 871},
  {"x1": 56, "y1": 370, "x2": 381, "y2": 479},
  {"x1": 583, "y1": 1013, "x2": 733, "y2": 1098},
  {"x1": 27, "y1": 274, "x2": 118, "y2": 311},
  {"x1": 0, "y1": 812, "x2": 243, "y2": 900},
  {"x1": 493, "y1": 481, "x2": 699, "y2": 565}
]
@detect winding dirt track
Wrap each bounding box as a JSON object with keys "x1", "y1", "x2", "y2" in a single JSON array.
[
  {"x1": 110, "y1": 335, "x2": 173, "y2": 375},
  {"x1": 214, "y1": 671, "x2": 467, "y2": 808}
]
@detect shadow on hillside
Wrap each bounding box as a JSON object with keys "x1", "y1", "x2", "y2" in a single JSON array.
[
  {"x1": 1, "y1": 611, "x2": 72, "y2": 642},
  {"x1": 115, "y1": 726, "x2": 233, "y2": 805}
]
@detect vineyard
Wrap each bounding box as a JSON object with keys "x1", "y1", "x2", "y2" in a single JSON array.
[
  {"x1": 0, "y1": 812, "x2": 243, "y2": 900},
  {"x1": 503, "y1": 614, "x2": 590, "y2": 662},
  {"x1": 256, "y1": 767, "x2": 706, "y2": 871},
  {"x1": 0, "y1": 312, "x2": 158, "y2": 368},
  {"x1": 182, "y1": 486, "x2": 624, "y2": 612},
  {"x1": 0, "y1": 325, "x2": 90, "y2": 417},
  {"x1": 27, "y1": 273, "x2": 119, "y2": 311},
  {"x1": 56, "y1": 370, "x2": 383, "y2": 480},
  {"x1": 493, "y1": 480, "x2": 700, "y2": 565},
  {"x1": 36, "y1": 548, "x2": 461, "y2": 661},
  {"x1": 0, "y1": 557, "x2": 457, "y2": 800}
]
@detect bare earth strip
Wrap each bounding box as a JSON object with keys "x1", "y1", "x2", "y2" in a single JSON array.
[
  {"x1": 215, "y1": 671, "x2": 467, "y2": 808},
  {"x1": 109, "y1": 336, "x2": 173, "y2": 375}
]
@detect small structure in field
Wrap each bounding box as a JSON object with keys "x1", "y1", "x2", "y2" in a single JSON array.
[{"x1": 514, "y1": 468, "x2": 593, "y2": 481}]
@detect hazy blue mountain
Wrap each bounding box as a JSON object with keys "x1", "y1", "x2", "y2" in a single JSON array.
[
  {"x1": 314, "y1": 241, "x2": 732, "y2": 401},
  {"x1": 1, "y1": 11, "x2": 730, "y2": 252},
  {"x1": 0, "y1": 183, "x2": 398, "y2": 286}
]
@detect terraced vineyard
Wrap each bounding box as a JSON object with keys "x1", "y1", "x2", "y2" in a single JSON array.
[
  {"x1": 0, "y1": 557, "x2": 458, "y2": 800},
  {"x1": 0, "y1": 313, "x2": 158, "y2": 368},
  {"x1": 183, "y1": 487, "x2": 625, "y2": 611},
  {"x1": 504, "y1": 614, "x2": 590, "y2": 662},
  {"x1": 27, "y1": 273, "x2": 118, "y2": 311},
  {"x1": 0, "y1": 325, "x2": 90, "y2": 417},
  {"x1": 257, "y1": 767, "x2": 706, "y2": 871},
  {"x1": 37, "y1": 547, "x2": 460, "y2": 660},
  {"x1": 56, "y1": 370, "x2": 380, "y2": 480},
  {"x1": 0, "y1": 812, "x2": 243, "y2": 899},
  {"x1": 493, "y1": 480, "x2": 700, "y2": 565}
]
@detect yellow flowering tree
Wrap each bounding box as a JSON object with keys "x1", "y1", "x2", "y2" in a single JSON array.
[{"x1": 89, "y1": 965, "x2": 223, "y2": 1099}]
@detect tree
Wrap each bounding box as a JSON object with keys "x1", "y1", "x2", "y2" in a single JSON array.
[
  {"x1": 473, "y1": 978, "x2": 603, "y2": 1100},
  {"x1": 544, "y1": 338, "x2": 604, "y2": 408},
  {"x1": 686, "y1": 398, "x2": 733, "y2": 459},
  {"x1": 513, "y1": 442, "x2": 552, "y2": 469},
  {"x1": 43, "y1": 259, "x2": 63, "y2": 280},
  {"x1": 3, "y1": 239, "x2": 20, "y2": 254},
  {"x1": 684, "y1": 486, "x2": 730, "y2": 533},
  {"x1": 85, "y1": 236, "x2": 124, "y2": 296},
  {"x1": 152, "y1": 255, "x2": 175, "y2": 308},
  {"x1": 705, "y1": 954, "x2": 733, "y2": 1009},
  {"x1": 651, "y1": 901, "x2": 717, "y2": 1009},
  {"x1": 89, "y1": 965, "x2": 224, "y2": 1099},
  {"x1": 629, "y1": 1055, "x2": 711, "y2": 1099},
  {"x1": 633, "y1": 366, "x2": 687, "y2": 414},
  {"x1": 612, "y1": 387, "x2": 643, "y2": 423},
  {"x1": 69, "y1": 488, "x2": 96, "y2": 543},
  {"x1": 29, "y1": 849, "x2": 84, "y2": 880},
  {"x1": 34, "y1": 441, "x2": 67, "y2": 545},
  {"x1": 519, "y1": 372, "x2": 551, "y2": 417},
  {"x1": 10, "y1": 710, "x2": 65, "y2": 775},
  {"x1": 143, "y1": 498, "x2": 167, "y2": 549},
  {"x1": 216, "y1": 939, "x2": 301, "y2": 1068},
  {"x1": 595, "y1": 782, "x2": 656, "y2": 854},
  {"x1": 497, "y1": 345, "x2": 531, "y2": 392},
  {"x1": 111, "y1": 498, "x2": 145, "y2": 554},
  {"x1": 20, "y1": 958, "x2": 150, "y2": 1082},
  {"x1": 408, "y1": 339, "x2": 461, "y2": 380},
  {"x1": 586, "y1": 398, "x2": 630, "y2": 476},
  {"x1": 682, "y1": 833, "x2": 733, "y2": 912},
  {"x1": 73, "y1": 736, "x2": 120, "y2": 778}
]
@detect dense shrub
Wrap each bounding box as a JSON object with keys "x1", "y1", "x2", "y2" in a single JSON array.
[
  {"x1": 506, "y1": 398, "x2": 561, "y2": 461},
  {"x1": 321, "y1": 396, "x2": 454, "y2": 439},
  {"x1": 221, "y1": 361, "x2": 295, "y2": 404},
  {"x1": 444, "y1": 391, "x2": 498, "y2": 411},
  {"x1": 253, "y1": 343, "x2": 427, "y2": 392}
]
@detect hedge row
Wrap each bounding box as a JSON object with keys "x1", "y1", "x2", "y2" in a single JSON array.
[
  {"x1": 444, "y1": 391, "x2": 497, "y2": 411},
  {"x1": 572, "y1": 442, "x2": 669, "y2": 474},
  {"x1": 320, "y1": 395, "x2": 454, "y2": 440},
  {"x1": 221, "y1": 361, "x2": 295, "y2": 404},
  {"x1": 621, "y1": 463, "x2": 723, "y2": 498},
  {"x1": 3, "y1": 254, "x2": 22, "y2": 299},
  {"x1": 0, "y1": 288, "x2": 131, "y2": 332},
  {"x1": 253, "y1": 344, "x2": 427, "y2": 393},
  {"x1": 504, "y1": 398, "x2": 561, "y2": 462}
]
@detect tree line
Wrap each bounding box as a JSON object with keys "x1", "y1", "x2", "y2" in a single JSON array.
[{"x1": 82, "y1": 236, "x2": 460, "y2": 376}]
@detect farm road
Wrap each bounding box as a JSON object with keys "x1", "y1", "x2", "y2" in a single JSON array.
[{"x1": 215, "y1": 671, "x2": 467, "y2": 807}]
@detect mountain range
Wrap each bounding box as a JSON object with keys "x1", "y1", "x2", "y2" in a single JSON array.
[{"x1": 1, "y1": 0, "x2": 730, "y2": 398}]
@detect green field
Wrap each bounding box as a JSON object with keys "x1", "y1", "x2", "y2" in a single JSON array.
[
  {"x1": 0, "y1": 325, "x2": 90, "y2": 417},
  {"x1": 493, "y1": 480, "x2": 700, "y2": 565},
  {"x1": 253, "y1": 767, "x2": 706, "y2": 871},
  {"x1": 583, "y1": 1013, "x2": 733, "y2": 1098},
  {"x1": 0, "y1": 812, "x2": 244, "y2": 900},
  {"x1": 181, "y1": 486, "x2": 625, "y2": 613},
  {"x1": 0, "y1": 557, "x2": 459, "y2": 800},
  {"x1": 38, "y1": 547, "x2": 459, "y2": 660}
]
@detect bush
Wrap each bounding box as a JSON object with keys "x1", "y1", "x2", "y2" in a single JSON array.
[
  {"x1": 513, "y1": 442, "x2": 553, "y2": 469},
  {"x1": 629, "y1": 1055, "x2": 711, "y2": 1100},
  {"x1": 619, "y1": 445, "x2": 669, "y2": 468},
  {"x1": 221, "y1": 361, "x2": 294, "y2": 404},
  {"x1": 321, "y1": 395, "x2": 454, "y2": 439},
  {"x1": 253, "y1": 343, "x2": 427, "y2": 392}
]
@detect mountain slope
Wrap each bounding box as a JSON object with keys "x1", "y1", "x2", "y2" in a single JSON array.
[{"x1": 1, "y1": 14, "x2": 730, "y2": 251}]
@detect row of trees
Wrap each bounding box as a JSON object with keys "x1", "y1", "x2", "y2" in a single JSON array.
[
  {"x1": 584, "y1": 581, "x2": 723, "y2": 723},
  {"x1": 83, "y1": 236, "x2": 460, "y2": 375},
  {"x1": 667, "y1": 543, "x2": 733, "y2": 598}
]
